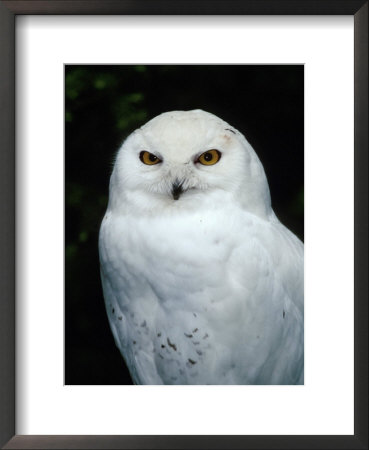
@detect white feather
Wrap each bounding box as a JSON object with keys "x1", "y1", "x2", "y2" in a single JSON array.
[{"x1": 99, "y1": 109, "x2": 303, "y2": 384}]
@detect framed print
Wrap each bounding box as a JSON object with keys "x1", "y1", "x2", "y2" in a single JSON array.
[{"x1": 0, "y1": 1, "x2": 367, "y2": 449}]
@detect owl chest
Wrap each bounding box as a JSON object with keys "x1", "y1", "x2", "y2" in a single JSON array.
[
  {"x1": 113, "y1": 213, "x2": 231, "y2": 299},
  {"x1": 102, "y1": 212, "x2": 302, "y2": 384}
]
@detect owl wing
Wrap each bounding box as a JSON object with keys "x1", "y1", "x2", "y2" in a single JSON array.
[{"x1": 221, "y1": 213, "x2": 304, "y2": 384}]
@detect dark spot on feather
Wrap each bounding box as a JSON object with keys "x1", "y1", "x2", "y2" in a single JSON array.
[
  {"x1": 188, "y1": 358, "x2": 196, "y2": 365},
  {"x1": 203, "y1": 333, "x2": 209, "y2": 339},
  {"x1": 184, "y1": 333, "x2": 193, "y2": 338},
  {"x1": 225, "y1": 128, "x2": 236, "y2": 134},
  {"x1": 133, "y1": 340, "x2": 136, "y2": 344},
  {"x1": 283, "y1": 310, "x2": 285, "y2": 318},
  {"x1": 158, "y1": 353, "x2": 164, "y2": 359},
  {"x1": 193, "y1": 313, "x2": 197, "y2": 317},
  {"x1": 167, "y1": 338, "x2": 177, "y2": 351},
  {"x1": 118, "y1": 316, "x2": 122, "y2": 320},
  {"x1": 193, "y1": 328, "x2": 198, "y2": 333},
  {"x1": 112, "y1": 308, "x2": 115, "y2": 314},
  {"x1": 192, "y1": 341, "x2": 200, "y2": 345},
  {"x1": 196, "y1": 350, "x2": 202, "y2": 356},
  {"x1": 141, "y1": 320, "x2": 146, "y2": 327},
  {"x1": 161, "y1": 344, "x2": 165, "y2": 349},
  {"x1": 157, "y1": 332, "x2": 161, "y2": 337}
]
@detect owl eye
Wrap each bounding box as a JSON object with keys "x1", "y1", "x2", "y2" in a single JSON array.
[
  {"x1": 197, "y1": 149, "x2": 221, "y2": 166},
  {"x1": 139, "y1": 151, "x2": 162, "y2": 165}
]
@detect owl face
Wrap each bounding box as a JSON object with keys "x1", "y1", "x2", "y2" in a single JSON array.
[{"x1": 110, "y1": 110, "x2": 271, "y2": 217}]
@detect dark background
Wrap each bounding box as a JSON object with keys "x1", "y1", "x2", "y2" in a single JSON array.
[{"x1": 65, "y1": 65, "x2": 304, "y2": 385}]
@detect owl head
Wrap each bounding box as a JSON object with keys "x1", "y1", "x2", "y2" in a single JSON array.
[{"x1": 109, "y1": 110, "x2": 271, "y2": 218}]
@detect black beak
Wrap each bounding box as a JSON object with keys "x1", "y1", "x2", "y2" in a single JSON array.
[{"x1": 172, "y1": 181, "x2": 184, "y2": 200}]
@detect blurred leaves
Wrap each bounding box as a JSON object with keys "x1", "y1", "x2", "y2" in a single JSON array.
[{"x1": 114, "y1": 93, "x2": 147, "y2": 130}]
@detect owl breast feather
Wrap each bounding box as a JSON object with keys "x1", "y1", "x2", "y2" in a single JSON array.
[{"x1": 99, "y1": 207, "x2": 303, "y2": 385}]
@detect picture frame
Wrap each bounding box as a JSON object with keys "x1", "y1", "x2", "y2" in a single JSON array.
[{"x1": 0, "y1": 1, "x2": 367, "y2": 449}]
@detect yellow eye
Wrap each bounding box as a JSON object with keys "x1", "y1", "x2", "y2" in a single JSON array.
[
  {"x1": 197, "y1": 149, "x2": 221, "y2": 166},
  {"x1": 139, "y1": 151, "x2": 162, "y2": 165}
]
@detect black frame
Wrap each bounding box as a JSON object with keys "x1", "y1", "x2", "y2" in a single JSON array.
[{"x1": 0, "y1": 1, "x2": 367, "y2": 449}]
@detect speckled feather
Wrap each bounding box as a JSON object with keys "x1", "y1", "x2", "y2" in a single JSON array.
[{"x1": 99, "y1": 110, "x2": 304, "y2": 385}]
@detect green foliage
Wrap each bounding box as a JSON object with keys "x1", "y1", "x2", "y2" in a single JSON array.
[{"x1": 114, "y1": 93, "x2": 147, "y2": 130}]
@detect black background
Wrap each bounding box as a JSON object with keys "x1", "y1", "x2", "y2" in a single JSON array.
[{"x1": 65, "y1": 65, "x2": 304, "y2": 385}]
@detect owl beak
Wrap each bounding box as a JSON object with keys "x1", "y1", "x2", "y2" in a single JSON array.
[{"x1": 172, "y1": 180, "x2": 184, "y2": 200}]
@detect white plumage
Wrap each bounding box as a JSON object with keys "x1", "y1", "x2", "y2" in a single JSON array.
[{"x1": 99, "y1": 109, "x2": 304, "y2": 385}]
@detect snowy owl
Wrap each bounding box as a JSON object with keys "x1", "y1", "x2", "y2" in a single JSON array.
[{"x1": 99, "y1": 109, "x2": 304, "y2": 385}]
